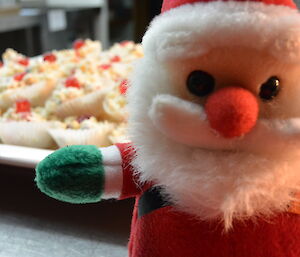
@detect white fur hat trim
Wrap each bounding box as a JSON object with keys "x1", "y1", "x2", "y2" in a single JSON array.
[{"x1": 143, "y1": 1, "x2": 300, "y2": 63}]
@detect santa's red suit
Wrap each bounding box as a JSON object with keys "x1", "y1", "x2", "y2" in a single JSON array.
[{"x1": 116, "y1": 143, "x2": 300, "y2": 257}]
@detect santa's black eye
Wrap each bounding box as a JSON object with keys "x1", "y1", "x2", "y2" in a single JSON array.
[
  {"x1": 259, "y1": 76, "x2": 280, "y2": 101},
  {"x1": 187, "y1": 70, "x2": 215, "y2": 97}
]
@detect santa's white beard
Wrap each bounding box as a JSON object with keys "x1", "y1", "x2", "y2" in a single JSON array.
[
  {"x1": 127, "y1": 57, "x2": 300, "y2": 230},
  {"x1": 131, "y1": 127, "x2": 300, "y2": 229}
]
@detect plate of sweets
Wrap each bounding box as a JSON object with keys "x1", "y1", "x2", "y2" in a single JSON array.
[{"x1": 0, "y1": 39, "x2": 143, "y2": 168}]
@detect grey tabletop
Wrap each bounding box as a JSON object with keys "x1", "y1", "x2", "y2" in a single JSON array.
[{"x1": 0, "y1": 164, "x2": 132, "y2": 257}]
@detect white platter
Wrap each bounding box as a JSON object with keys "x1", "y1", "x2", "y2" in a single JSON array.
[{"x1": 0, "y1": 144, "x2": 53, "y2": 169}]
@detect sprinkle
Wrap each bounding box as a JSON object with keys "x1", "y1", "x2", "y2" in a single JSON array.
[
  {"x1": 15, "y1": 99, "x2": 31, "y2": 113},
  {"x1": 43, "y1": 53, "x2": 57, "y2": 63},
  {"x1": 65, "y1": 77, "x2": 81, "y2": 88},
  {"x1": 18, "y1": 58, "x2": 29, "y2": 66},
  {"x1": 14, "y1": 72, "x2": 27, "y2": 81}
]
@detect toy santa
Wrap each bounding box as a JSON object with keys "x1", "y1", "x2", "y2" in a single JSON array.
[{"x1": 36, "y1": 0, "x2": 300, "y2": 256}]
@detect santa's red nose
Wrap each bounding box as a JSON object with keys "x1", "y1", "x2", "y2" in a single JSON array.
[{"x1": 205, "y1": 87, "x2": 259, "y2": 138}]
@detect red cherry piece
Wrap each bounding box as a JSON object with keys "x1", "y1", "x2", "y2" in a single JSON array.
[
  {"x1": 119, "y1": 80, "x2": 128, "y2": 95},
  {"x1": 73, "y1": 39, "x2": 85, "y2": 50},
  {"x1": 43, "y1": 53, "x2": 57, "y2": 63},
  {"x1": 15, "y1": 100, "x2": 31, "y2": 113},
  {"x1": 18, "y1": 58, "x2": 29, "y2": 66},
  {"x1": 0, "y1": 61, "x2": 3, "y2": 68},
  {"x1": 100, "y1": 64, "x2": 111, "y2": 70},
  {"x1": 77, "y1": 115, "x2": 92, "y2": 123},
  {"x1": 65, "y1": 77, "x2": 81, "y2": 88},
  {"x1": 120, "y1": 41, "x2": 131, "y2": 46},
  {"x1": 14, "y1": 72, "x2": 26, "y2": 81},
  {"x1": 75, "y1": 50, "x2": 82, "y2": 58},
  {"x1": 111, "y1": 56, "x2": 121, "y2": 62}
]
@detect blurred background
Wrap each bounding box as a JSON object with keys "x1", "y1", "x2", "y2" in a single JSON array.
[
  {"x1": 0, "y1": 0, "x2": 162, "y2": 56},
  {"x1": 0, "y1": 1, "x2": 162, "y2": 257}
]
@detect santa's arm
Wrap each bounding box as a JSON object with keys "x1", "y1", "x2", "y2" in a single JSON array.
[{"x1": 35, "y1": 143, "x2": 140, "y2": 204}]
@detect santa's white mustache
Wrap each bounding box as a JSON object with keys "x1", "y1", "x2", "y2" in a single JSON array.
[{"x1": 149, "y1": 94, "x2": 300, "y2": 155}]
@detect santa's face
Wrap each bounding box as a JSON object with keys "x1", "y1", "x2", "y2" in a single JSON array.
[
  {"x1": 148, "y1": 46, "x2": 300, "y2": 155},
  {"x1": 128, "y1": 40, "x2": 300, "y2": 228}
]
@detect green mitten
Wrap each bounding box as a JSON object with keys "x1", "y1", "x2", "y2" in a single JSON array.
[{"x1": 35, "y1": 145, "x2": 104, "y2": 204}]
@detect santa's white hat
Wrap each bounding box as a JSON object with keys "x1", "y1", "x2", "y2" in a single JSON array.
[{"x1": 143, "y1": 0, "x2": 300, "y2": 63}]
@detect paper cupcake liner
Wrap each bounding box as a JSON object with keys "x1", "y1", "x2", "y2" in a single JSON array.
[
  {"x1": 0, "y1": 79, "x2": 56, "y2": 110},
  {"x1": 55, "y1": 88, "x2": 110, "y2": 119},
  {"x1": 0, "y1": 121, "x2": 56, "y2": 149},
  {"x1": 102, "y1": 102, "x2": 128, "y2": 123},
  {"x1": 108, "y1": 123, "x2": 130, "y2": 144},
  {"x1": 48, "y1": 123, "x2": 115, "y2": 148},
  {"x1": 102, "y1": 105, "x2": 128, "y2": 123}
]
